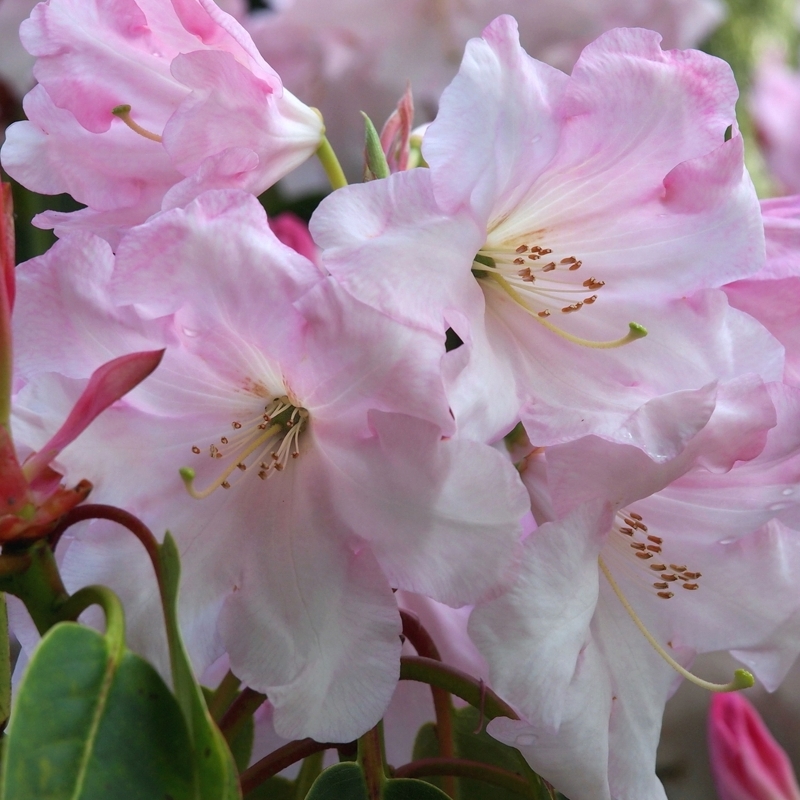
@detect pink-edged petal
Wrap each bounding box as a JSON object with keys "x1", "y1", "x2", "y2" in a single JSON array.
[
  {"x1": 165, "y1": 50, "x2": 322, "y2": 190},
  {"x1": 538, "y1": 374, "x2": 777, "y2": 516},
  {"x1": 13, "y1": 232, "x2": 157, "y2": 382},
  {"x1": 312, "y1": 167, "x2": 484, "y2": 334},
  {"x1": 505, "y1": 288, "x2": 783, "y2": 458},
  {"x1": 23, "y1": 349, "x2": 164, "y2": 482},
  {"x1": 423, "y1": 14, "x2": 568, "y2": 221},
  {"x1": 293, "y1": 278, "x2": 455, "y2": 436},
  {"x1": 725, "y1": 277, "x2": 800, "y2": 388},
  {"x1": 321, "y1": 409, "x2": 528, "y2": 607},
  {"x1": 469, "y1": 501, "x2": 613, "y2": 728}
]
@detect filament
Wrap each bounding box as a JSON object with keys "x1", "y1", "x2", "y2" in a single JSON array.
[{"x1": 598, "y1": 557, "x2": 753, "y2": 693}]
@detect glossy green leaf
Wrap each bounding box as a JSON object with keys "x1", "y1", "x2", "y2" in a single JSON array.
[
  {"x1": 305, "y1": 762, "x2": 369, "y2": 800},
  {"x1": 158, "y1": 532, "x2": 242, "y2": 799},
  {"x1": 0, "y1": 622, "x2": 194, "y2": 800},
  {"x1": 383, "y1": 778, "x2": 451, "y2": 799}
]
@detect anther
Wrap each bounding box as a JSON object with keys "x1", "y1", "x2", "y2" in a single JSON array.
[
  {"x1": 630, "y1": 513, "x2": 643, "y2": 521},
  {"x1": 683, "y1": 572, "x2": 702, "y2": 579},
  {"x1": 561, "y1": 302, "x2": 583, "y2": 313},
  {"x1": 221, "y1": 481, "x2": 231, "y2": 489},
  {"x1": 514, "y1": 257, "x2": 525, "y2": 265},
  {"x1": 657, "y1": 591, "x2": 674, "y2": 599},
  {"x1": 647, "y1": 545, "x2": 662, "y2": 553},
  {"x1": 683, "y1": 583, "x2": 699, "y2": 590},
  {"x1": 670, "y1": 564, "x2": 687, "y2": 572},
  {"x1": 635, "y1": 552, "x2": 653, "y2": 560},
  {"x1": 631, "y1": 542, "x2": 646, "y2": 551},
  {"x1": 191, "y1": 446, "x2": 201, "y2": 454},
  {"x1": 542, "y1": 262, "x2": 557, "y2": 271},
  {"x1": 635, "y1": 522, "x2": 648, "y2": 531},
  {"x1": 539, "y1": 249, "x2": 552, "y2": 255},
  {"x1": 653, "y1": 582, "x2": 669, "y2": 590},
  {"x1": 237, "y1": 463, "x2": 246, "y2": 471},
  {"x1": 537, "y1": 310, "x2": 550, "y2": 317},
  {"x1": 584, "y1": 295, "x2": 597, "y2": 304},
  {"x1": 661, "y1": 574, "x2": 677, "y2": 581},
  {"x1": 221, "y1": 437, "x2": 229, "y2": 444},
  {"x1": 648, "y1": 535, "x2": 663, "y2": 544},
  {"x1": 568, "y1": 261, "x2": 582, "y2": 271},
  {"x1": 258, "y1": 470, "x2": 267, "y2": 480},
  {"x1": 232, "y1": 422, "x2": 242, "y2": 430},
  {"x1": 649, "y1": 564, "x2": 667, "y2": 571},
  {"x1": 515, "y1": 245, "x2": 528, "y2": 254},
  {"x1": 528, "y1": 254, "x2": 541, "y2": 261},
  {"x1": 619, "y1": 527, "x2": 634, "y2": 535},
  {"x1": 560, "y1": 257, "x2": 577, "y2": 265}
]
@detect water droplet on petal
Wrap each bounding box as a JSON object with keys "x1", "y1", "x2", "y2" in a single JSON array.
[
  {"x1": 769, "y1": 502, "x2": 789, "y2": 512},
  {"x1": 182, "y1": 327, "x2": 199, "y2": 338},
  {"x1": 782, "y1": 488, "x2": 794, "y2": 496}
]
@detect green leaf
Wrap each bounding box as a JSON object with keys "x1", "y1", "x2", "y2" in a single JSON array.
[
  {"x1": 201, "y1": 686, "x2": 254, "y2": 774},
  {"x1": 158, "y1": 532, "x2": 242, "y2": 799},
  {"x1": 244, "y1": 776, "x2": 294, "y2": 800},
  {"x1": 0, "y1": 622, "x2": 194, "y2": 800},
  {"x1": 383, "y1": 779, "x2": 451, "y2": 799},
  {"x1": 305, "y1": 762, "x2": 369, "y2": 800}
]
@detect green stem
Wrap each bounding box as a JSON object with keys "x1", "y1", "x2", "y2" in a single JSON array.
[
  {"x1": 218, "y1": 687, "x2": 266, "y2": 747},
  {"x1": 357, "y1": 723, "x2": 386, "y2": 799},
  {"x1": 394, "y1": 758, "x2": 536, "y2": 798},
  {"x1": 401, "y1": 612, "x2": 455, "y2": 797},
  {"x1": 56, "y1": 584, "x2": 126, "y2": 659},
  {"x1": 207, "y1": 669, "x2": 242, "y2": 723},
  {"x1": 294, "y1": 750, "x2": 325, "y2": 799},
  {"x1": 316, "y1": 136, "x2": 348, "y2": 190},
  {"x1": 239, "y1": 738, "x2": 332, "y2": 795},
  {"x1": 0, "y1": 540, "x2": 69, "y2": 634},
  {"x1": 400, "y1": 656, "x2": 519, "y2": 721}
]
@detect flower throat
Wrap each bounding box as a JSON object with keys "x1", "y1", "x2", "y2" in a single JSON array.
[{"x1": 179, "y1": 395, "x2": 308, "y2": 500}]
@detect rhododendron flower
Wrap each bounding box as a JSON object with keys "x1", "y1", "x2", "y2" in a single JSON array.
[
  {"x1": 11, "y1": 190, "x2": 528, "y2": 741},
  {"x1": 0, "y1": 182, "x2": 164, "y2": 542},
  {"x1": 468, "y1": 380, "x2": 800, "y2": 800},
  {"x1": 314, "y1": 18, "x2": 768, "y2": 454},
  {"x1": 0, "y1": 0, "x2": 324, "y2": 245},
  {"x1": 709, "y1": 693, "x2": 800, "y2": 800},
  {"x1": 750, "y1": 53, "x2": 800, "y2": 194},
  {"x1": 247, "y1": 0, "x2": 724, "y2": 182}
]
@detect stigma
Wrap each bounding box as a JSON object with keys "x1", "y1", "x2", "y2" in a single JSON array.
[{"x1": 180, "y1": 395, "x2": 309, "y2": 499}]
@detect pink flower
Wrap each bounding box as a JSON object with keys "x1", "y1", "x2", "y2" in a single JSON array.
[
  {"x1": 246, "y1": 0, "x2": 724, "y2": 183},
  {"x1": 0, "y1": 183, "x2": 163, "y2": 541},
  {"x1": 314, "y1": 18, "x2": 770, "y2": 456},
  {"x1": 750, "y1": 53, "x2": 800, "y2": 194},
  {"x1": 0, "y1": 0, "x2": 323, "y2": 245},
  {"x1": 709, "y1": 693, "x2": 800, "y2": 800},
  {"x1": 11, "y1": 189, "x2": 528, "y2": 742},
  {"x1": 468, "y1": 378, "x2": 800, "y2": 800},
  {"x1": 724, "y1": 196, "x2": 800, "y2": 387}
]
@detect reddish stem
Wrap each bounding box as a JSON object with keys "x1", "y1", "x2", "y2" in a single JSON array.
[{"x1": 239, "y1": 738, "x2": 332, "y2": 795}]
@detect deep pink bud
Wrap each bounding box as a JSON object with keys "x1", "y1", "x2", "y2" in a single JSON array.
[{"x1": 709, "y1": 693, "x2": 800, "y2": 800}]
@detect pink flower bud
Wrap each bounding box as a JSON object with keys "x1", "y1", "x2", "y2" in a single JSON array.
[{"x1": 709, "y1": 693, "x2": 800, "y2": 800}]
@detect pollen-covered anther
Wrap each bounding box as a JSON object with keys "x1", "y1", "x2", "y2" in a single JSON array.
[
  {"x1": 561, "y1": 302, "x2": 583, "y2": 313},
  {"x1": 181, "y1": 395, "x2": 310, "y2": 499}
]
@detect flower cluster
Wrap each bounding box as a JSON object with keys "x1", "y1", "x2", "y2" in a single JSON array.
[{"x1": 2, "y1": 1, "x2": 800, "y2": 798}]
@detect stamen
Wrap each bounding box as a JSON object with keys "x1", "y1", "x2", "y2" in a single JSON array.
[
  {"x1": 485, "y1": 272, "x2": 647, "y2": 349},
  {"x1": 598, "y1": 557, "x2": 753, "y2": 693},
  {"x1": 112, "y1": 105, "x2": 163, "y2": 143},
  {"x1": 180, "y1": 423, "x2": 282, "y2": 499}
]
